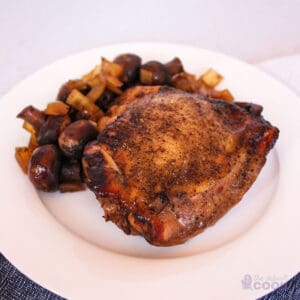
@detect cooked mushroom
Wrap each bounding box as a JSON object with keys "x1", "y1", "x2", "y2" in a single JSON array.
[
  {"x1": 17, "y1": 105, "x2": 46, "y2": 132},
  {"x1": 58, "y1": 120, "x2": 98, "y2": 158},
  {"x1": 37, "y1": 115, "x2": 71, "y2": 145},
  {"x1": 165, "y1": 57, "x2": 184, "y2": 76},
  {"x1": 60, "y1": 159, "x2": 83, "y2": 183},
  {"x1": 140, "y1": 61, "x2": 170, "y2": 85},
  {"x1": 28, "y1": 144, "x2": 61, "y2": 192},
  {"x1": 114, "y1": 53, "x2": 142, "y2": 84},
  {"x1": 59, "y1": 159, "x2": 85, "y2": 192}
]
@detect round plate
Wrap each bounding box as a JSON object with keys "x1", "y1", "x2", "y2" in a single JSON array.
[{"x1": 0, "y1": 43, "x2": 299, "y2": 299}]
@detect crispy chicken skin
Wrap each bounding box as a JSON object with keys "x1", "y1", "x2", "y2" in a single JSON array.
[{"x1": 82, "y1": 86, "x2": 279, "y2": 246}]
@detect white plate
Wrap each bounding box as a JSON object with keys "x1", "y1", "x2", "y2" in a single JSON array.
[{"x1": 0, "y1": 43, "x2": 299, "y2": 299}]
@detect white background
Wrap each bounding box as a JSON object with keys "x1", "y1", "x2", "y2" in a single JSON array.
[{"x1": 0, "y1": 0, "x2": 300, "y2": 96}]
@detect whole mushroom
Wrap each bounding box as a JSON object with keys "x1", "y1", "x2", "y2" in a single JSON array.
[
  {"x1": 28, "y1": 144, "x2": 61, "y2": 192},
  {"x1": 114, "y1": 53, "x2": 142, "y2": 84},
  {"x1": 58, "y1": 120, "x2": 98, "y2": 158}
]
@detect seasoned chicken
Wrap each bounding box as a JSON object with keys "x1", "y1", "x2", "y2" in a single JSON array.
[{"x1": 82, "y1": 86, "x2": 279, "y2": 246}]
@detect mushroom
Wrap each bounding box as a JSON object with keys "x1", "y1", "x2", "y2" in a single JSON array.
[
  {"x1": 28, "y1": 144, "x2": 61, "y2": 192},
  {"x1": 59, "y1": 159, "x2": 85, "y2": 193},
  {"x1": 17, "y1": 105, "x2": 46, "y2": 132},
  {"x1": 140, "y1": 61, "x2": 170, "y2": 85},
  {"x1": 58, "y1": 120, "x2": 98, "y2": 158},
  {"x1": 37, "y1": 115, "x2": 71, "y2": 145},
  {"x1": 114, "y1": 53, "x2": 142, "y2": 84},
  {"x1": 164, "y1": 57, "x2": 184, "y2": 77}
]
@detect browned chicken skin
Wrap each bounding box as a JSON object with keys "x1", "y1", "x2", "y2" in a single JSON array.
[{"x1": 82, "y1": 86, "x2": 279, "y2": 246}]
